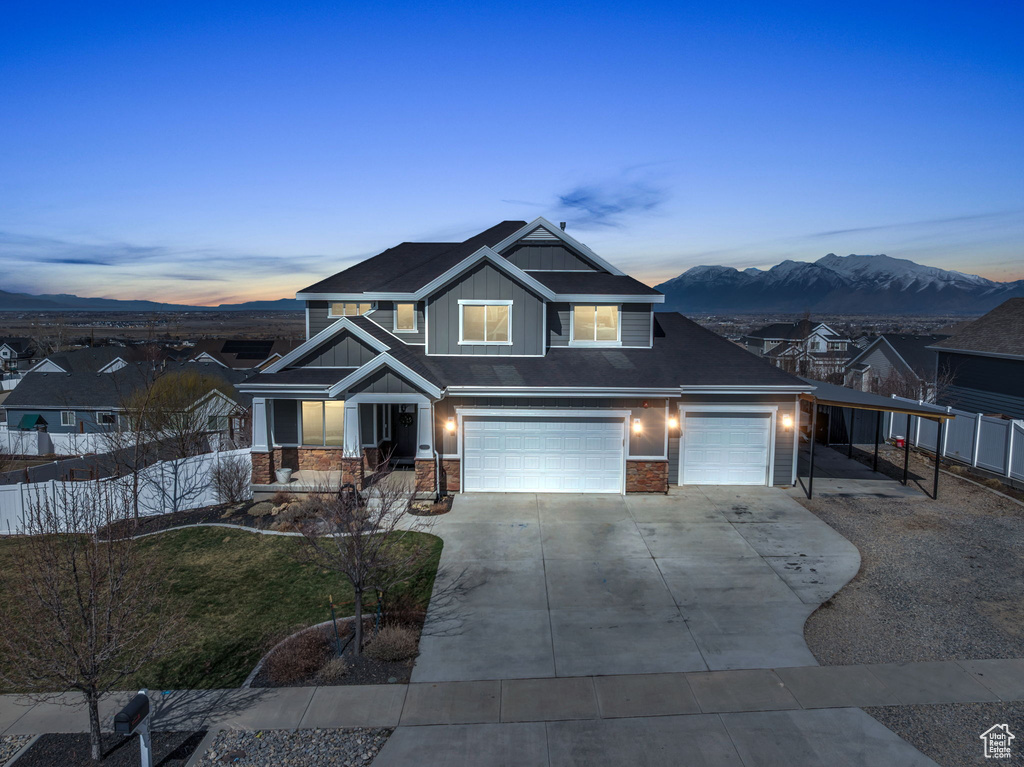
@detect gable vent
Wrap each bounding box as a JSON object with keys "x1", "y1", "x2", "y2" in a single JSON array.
[{"x1": 521, "y1": 227, "x2": 560, "y2": 242}]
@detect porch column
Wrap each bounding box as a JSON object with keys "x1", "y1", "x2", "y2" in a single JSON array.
[
  {"x1": 416, "y1": 402, "x2": 434, "y2": 460},
  {"x1": 251, "y1": 397, "x2": 270, "y2": 452}
]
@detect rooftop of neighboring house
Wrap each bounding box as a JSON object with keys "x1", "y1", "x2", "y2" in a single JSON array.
[
  {"x1": 4, "y1": 362, "x2": 256, "y2": 411},
  {"x1": 876, "y1": 334, "x2": 950, "y2": 377},
  {"x1": 929, "y1": 298, "x2": 1024, "y2": 359},
  {"x1": 744, "y1": 319, "x2": 849, "y2": 343},
  {"x1": 189, "y1": 339, "x2": 301, "y2": 369},
  {"x1": 0, "y1": 338, "x2": 35, "y2": 356},
  {"x1": 31, "y1": 345, "x2": 165, "y2": 374}
]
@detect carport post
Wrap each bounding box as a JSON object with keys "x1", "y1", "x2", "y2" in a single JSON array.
[
  {"x1": 848, "y1": 409, "x2": 855, "y2": 459},
  {"x1": 902, "y1": 430, "x2": 910, "y2": 485},
  {"x1": 933, "y1": 419, "x2": 943, "y2": 499},
  {"x1": 807, "y1": 403, "x2": 817, "y2": 499},
  {"x1": 873, "y1": 411, "x2": 881, "y2": 473}
]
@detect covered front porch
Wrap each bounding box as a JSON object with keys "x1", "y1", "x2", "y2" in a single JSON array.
[{"x1": 249, "y1": 392, "x2": 441, "y2": 498}]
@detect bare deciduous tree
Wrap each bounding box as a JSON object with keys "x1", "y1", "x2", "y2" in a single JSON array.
[
  {"x1": 296, "y1": 462, "x2": 432, "y2": 656},
  {"x1": 210, "y1": 453, "x2": 252, "y2": 504},
  {"x1": 0, "y1": 479, "x2": 185, "y2": 763}
]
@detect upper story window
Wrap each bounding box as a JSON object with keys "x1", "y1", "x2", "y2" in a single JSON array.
[
  {"x1": 572, "y1": 305, "x2": 620, "y2": 344},
  {"x1": 61, "y1": 410, "x2": 75, "y2": 426},
  {"x1": 394, "y1": 303, "x2": 417, "y2": 332},
  {"x1": 459, "y1": 300, "x2": 511, "y2": 345},
  {"x1": 329, "y1": 302, "x2": 373, "y2": 317}
]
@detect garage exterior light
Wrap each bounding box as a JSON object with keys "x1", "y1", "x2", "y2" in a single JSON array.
[
  {"x1": 782, "y1": 414, "x2": 793, "y2": 429},
  {"x1": 668, "y1": 416, "x2": 679, "y2": 429},
  {"x1": 445, "y1": 417, "x2": 456, "y2": 433},
  {"x1": 632, "y1": 418, "x2": 643, "y2": 433}
]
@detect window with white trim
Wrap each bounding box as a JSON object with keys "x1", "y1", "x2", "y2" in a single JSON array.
[
  {"x1": 459, "y1": 301, "x2": 511, "y2": 344},
  {"x1": 329, "y1": 302, "x2": 373, "y2": 317},
  {"x1": 572, "y1": 305, "x2": 620, "y2": 344},
  {"x1": 300, "y1": 400, "x2": 345, "y2": 446},
  {"x1": 97, "y1": 412, "x2": 116, "y2": 426},
  {"x1": 61, "y1": 410, "x2": 75, "y2": 427},
  {"x1": 394, "y1": 303, "x2": 417, "y2": 332}
]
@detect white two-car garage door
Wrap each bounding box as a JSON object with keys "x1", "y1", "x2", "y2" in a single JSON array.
[
  {"x1": 463, "y1": 416, "x2": 625, "y2": 493},
  {"x1": 682, "y1": 413, "x2": 772, "y2": 485}
]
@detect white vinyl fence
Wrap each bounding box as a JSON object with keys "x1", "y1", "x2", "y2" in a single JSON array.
[
  {"x1": 0, "y1": 448, "x2": 252, "y2": 535},
  {"x1": 0, "y1": 428, "x2": 118, "y2": 457},
  {"x1": 887, "y1": 396, "x2": 1024, "y2": 483}
]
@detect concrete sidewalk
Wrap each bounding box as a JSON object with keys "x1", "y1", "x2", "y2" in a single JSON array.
[{"x1": 2, "y1": 658, "x2": 1021, "y2": 735}]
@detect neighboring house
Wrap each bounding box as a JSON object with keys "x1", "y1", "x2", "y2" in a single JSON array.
[
  {"x1": 0, "y1": 338, "x2": 38, "y2": 373},
  {"x1": 844, "y1": 334, "x2": 950, "y2": 399},
  {"x1": 189, "y1": 339, "x2": 301, "y2": 371},
  {"x1": 928, "y1": 298, "x2": 1024, "y2": 418},
  {"x1": 241, "y1": 218, "x2": 811, "y2": 495},
  {"x1": 743, "y1": 320, "x2": 852, "y2": 380},
  {"x1": 3, "y1": 362, "x2": 254, "y2": 438},
  {"x1": 29, "y1": 345, "x2": 156, "y2": 375}
]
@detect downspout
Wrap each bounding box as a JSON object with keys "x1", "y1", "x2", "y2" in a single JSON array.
[{"x1": 431, "y1": 401, "x2": 443, "y2": 502}]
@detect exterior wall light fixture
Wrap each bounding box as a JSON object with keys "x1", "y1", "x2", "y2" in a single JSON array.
[
  {"x1": 445, "y1": 417, "x2": 456, "y2": 433},
  {"x1": 632, "y1": 418, "x2": 643, "y2": 434},
  {"x1": 668, "y1": 416, "x2": 679, "y2": 429},
  {"x1": 781, "y1": 414, "x2": 793, "y2": 430}
]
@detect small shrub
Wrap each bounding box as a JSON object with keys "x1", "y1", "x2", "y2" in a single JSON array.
[
  {"x1": 315, "y1": 655, "x2": 350, "y2": 685},
  {"x1": 211, "y1": 454, "x2": 252, "y2": 504},
  {"x1": 264, "y1": 627, "x2": 332, "y2": 685},
  {"x1": 364, "y1": 625, "x2": 419, "y2": 662},
  {"x1": 271, "y1": 490, "x2": 295, "y2": 506}
]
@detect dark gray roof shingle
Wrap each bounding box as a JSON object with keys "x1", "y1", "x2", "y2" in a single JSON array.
[
  {"x1": 529, "y1": 272, "x2": 662, "y2": 296},
  {"x1": 929, "y1": 298, "x2": 1024, "y2": 358}
]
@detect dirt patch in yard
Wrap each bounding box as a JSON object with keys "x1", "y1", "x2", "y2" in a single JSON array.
[{"x1": 800, "y1": 446, "x2": 1024, "y2": 666}]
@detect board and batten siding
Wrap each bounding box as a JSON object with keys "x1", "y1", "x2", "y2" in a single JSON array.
[
  {"x1": 294, "y1": 331, "x2": 377, "y2": 368},
  {"x1": 673, "y1": 394, "x2": 798, "y2": 487},
  {"x1": 348, "y1": 369, "x2": 426, "y2": 395},
  {"x1": 426, "y1": 262, "x2": 545, "y2": 356},
  {"x1": 939, "y1": 352, "x2": 1024, "y2": 419},
  {"x1": 435, "y1": 396, "x2": 670, "y2": 458},
  {"x1": 372, "y1": 301, "x2": 426, "y2": 345},
  {"x1": 502, "y1": 243, "x2": 598, "y2": 271},
  {"x1": 548, "y1": 303, "x2": 653, "y2": 348}
]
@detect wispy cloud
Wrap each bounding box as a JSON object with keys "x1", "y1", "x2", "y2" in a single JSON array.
[
  {"x1": 556, "y1": 180, "x2": 669, "y2": 228},
  {"x1": 809, "y1": 209, "x2": 1020, "y2": 238},
  {"x1": 40, "y1": 257, "x2": 113, "y2": 266}
]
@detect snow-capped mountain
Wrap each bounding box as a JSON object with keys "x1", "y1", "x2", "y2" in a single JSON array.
[{"x1": 655, "y1": 254, "x2": 1024, "y2": 315}]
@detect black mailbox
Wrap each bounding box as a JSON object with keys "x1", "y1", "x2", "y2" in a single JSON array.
[{"x1": 114, "y1": 692, "x2": 150, "y2": 734}]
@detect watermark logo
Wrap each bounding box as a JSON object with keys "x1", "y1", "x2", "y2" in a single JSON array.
[{"x1": 980, "y1": 724, "x2": 1015, "y2": 759}]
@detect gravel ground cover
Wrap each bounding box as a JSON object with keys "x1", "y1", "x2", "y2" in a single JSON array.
[
  {"x1": 801, "y1": 446, "x2": 1024, "y2": 665},
  {"x1": 866, "y1": 702, "x2": 1024, "y2": 766},
  {"x1": 11, "y1": 731, "x2": 205, "y2": 766},
  {"x1": 194, "y1": 728, "x2": 391, "y2": 766},
  {"x1": 0, "y1": 735, "x2": 32, "y2": 764}
]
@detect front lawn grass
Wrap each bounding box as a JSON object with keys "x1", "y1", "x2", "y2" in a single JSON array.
[{"x1": 0, "y1": 527, "x2": 442, "y2": 691}]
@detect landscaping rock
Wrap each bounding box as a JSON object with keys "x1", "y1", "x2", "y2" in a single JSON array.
[
  {"x1": 0, "y1": 734, "x2": 33, "y2": 764},
  {"x1": 248, "y1": 501, "x2": 275, "y2": 517},
  {"x1": 195, "y1": 728, "x2": 391, "y2": 766}
]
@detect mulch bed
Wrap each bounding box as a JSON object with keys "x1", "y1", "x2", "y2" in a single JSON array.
[
  {"x1": 12, "y1": 731, "x2": 206, "y2": 767},
  {"x1": 409, "y1": 496, "x2": 452, "y2": 516},
  {"x1": 250, "y1": 619, "x2": 417, "y2": 688}
]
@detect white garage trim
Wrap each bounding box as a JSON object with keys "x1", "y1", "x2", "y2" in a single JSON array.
[
  {"x1": 677, "y1": 405, "x2": 778, "y2": 486},
  {"x1": 456, "y1": 408, "x2": 631, "y2": 494}
]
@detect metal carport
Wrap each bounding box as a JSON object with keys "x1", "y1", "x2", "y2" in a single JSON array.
[{"x1": 798, "y1": 378, "x2": 955, "y2": 499}]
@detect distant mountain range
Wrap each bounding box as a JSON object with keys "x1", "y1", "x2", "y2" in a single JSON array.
[
  {"x1": 0, "y1": 290, "x2": 303, "y2": 312},
  {"x1": 655, "y1": 254, "x2": 1024, "y2": 315}
]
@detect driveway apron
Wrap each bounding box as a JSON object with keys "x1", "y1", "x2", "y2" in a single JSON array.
[{"x1": 412, "y1": 487, "x2": 859, "y2": 683}]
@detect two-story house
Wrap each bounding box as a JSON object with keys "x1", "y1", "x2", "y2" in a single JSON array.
[
  {"x1": 742, "y1": 320, "x2": 851, "y2": 380},
  {"x1": 241, "y1": 219, "x2": 811, "y2": 495}
]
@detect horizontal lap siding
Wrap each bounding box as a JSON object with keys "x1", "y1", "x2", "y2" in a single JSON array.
[
  {"x1": 427, "y1": 263, "x2": 544, "y2": 356},
  {"x1": 308, "y1": 302, "x2": 332, "y2": 336},
  {"x1": 503, "y1": 243, "x2": 598, "y2": 271},
  {"x1": 940, "y1": 353, "x2": 1024, "y2": 418},
  {"x1": 6, "y1": 408, "x2": 108, "y2": 434}
]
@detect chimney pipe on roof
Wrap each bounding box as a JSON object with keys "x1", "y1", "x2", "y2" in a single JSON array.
[{"x1": 559, "y1": 222, "x2": 566, "y2": 231}]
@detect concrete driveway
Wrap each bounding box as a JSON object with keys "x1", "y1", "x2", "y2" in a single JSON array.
[{"x1": 413, "y1": 487, "x2": 859, "y2": 683}]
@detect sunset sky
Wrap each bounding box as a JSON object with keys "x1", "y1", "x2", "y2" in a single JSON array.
[{"x1": 1, "y1": 1, "x2": 1022, "y2": 305}]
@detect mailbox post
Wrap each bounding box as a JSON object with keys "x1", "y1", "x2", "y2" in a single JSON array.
[{"x1": 114, "y1": 689, "x2": 152, "y2": 767}]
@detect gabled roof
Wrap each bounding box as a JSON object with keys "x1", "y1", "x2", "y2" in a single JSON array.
[
  {"x1": 866, "y1": 334, "x2": 949, "y2": 377},
  {"x1": 29, "y1": 346, "x2": 157, "y2": 374},
  {"x1": 0, "y1": 338, "x2": 35, "y2": 357},
  {"x1": 747, "y1": 320, "x2": 846, "y2": 342},
  {"x1": 189, "y1": 339, "x2": 301, "y2": 369},
  {"x1": 928, "y1": 298, "x2": 1024, "y2": 360},
  {"x1": 4, "y1": 362, "x2": 254, "y2": 410}
]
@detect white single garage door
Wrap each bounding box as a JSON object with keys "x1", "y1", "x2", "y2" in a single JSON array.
[
  {"x1": 681, "y1": 413, "x2": 772, "y2": 485},
  {"x1": 463, "y1": 416, "x2": 624, "y2": 493}
]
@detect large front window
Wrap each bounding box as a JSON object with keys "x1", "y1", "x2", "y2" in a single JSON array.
[
  {"x1": 460, "y1": 302, "x2": 511, "y2": 344},
  {"x1": 301, "y1": 400, "x2": 345, "y2": 446},
  {"x1": 329, "y1": 302, "x2": 372, "y2": 317},
  {"x1": 573, "y1": 305, "x2": 619, "y2": 343}
]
